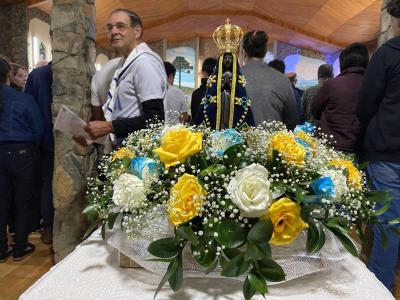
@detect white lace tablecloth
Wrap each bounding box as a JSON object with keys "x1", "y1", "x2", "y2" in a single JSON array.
[{"x1": 20, "y1": 230, "x2": 394, "y2": 300}]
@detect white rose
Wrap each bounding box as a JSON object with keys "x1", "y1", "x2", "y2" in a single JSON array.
[
  {"x1": 227, "y1": 163, "x2": 272, "y2": 217},
  {"x1": 322, "y1": 169, "x2": 348, "y2": 200},
  {"x1": 112, "y1": 173, "x2": 146, "y2": 210}
]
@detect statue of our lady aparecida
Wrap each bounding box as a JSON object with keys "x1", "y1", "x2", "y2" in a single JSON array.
[{"x1": 194, "y1": 19, "x2": 255, "y2": 130}]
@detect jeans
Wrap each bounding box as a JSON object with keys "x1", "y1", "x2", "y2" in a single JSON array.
[
  {"x1": 31, "y1": 142, "x2": 54, "y2": 230},
  {"x1": 0, "y1": 143, "x2": 36, "y2": 255},
  {"x1": 367, "y1": 161, "x2": 400, "y2": 292}
]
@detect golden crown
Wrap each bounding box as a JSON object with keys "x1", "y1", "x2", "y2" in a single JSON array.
[{"x1": 213, "y1": 18, "x2": 243, "y2": 55}]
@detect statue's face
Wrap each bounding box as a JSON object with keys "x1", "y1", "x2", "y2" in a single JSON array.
[{"x1": 223, "y1": 53, "x2": 233, "y2": 70}]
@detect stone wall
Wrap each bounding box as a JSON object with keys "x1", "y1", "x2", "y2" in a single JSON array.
[
  {"x1": 51, "y1": 0, "x2": 97, "y2": 262},
  {"x1": 148, "y1": 40, "x2": 164, "y2": 59},
  {"x1": 0, "y1": 2, "x2": 28, "y2": 67},
  {"x1": 27, "y1": 7, "x2": 50, "y2": 25},
  {"x1": 380, "y1": 0, "x2": 394, "y2": 45},
  {"x1": 199, "y1": 38, "x2": 219, "y2": 62}
]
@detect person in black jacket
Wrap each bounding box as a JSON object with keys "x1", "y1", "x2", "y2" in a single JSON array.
[
  {"x1": 25, "y1": 63, "x2": 54, "y2": 245},
  {"x1": 357, "y1": 0, "x2": 400, "y2": 291},
  {"x1": 190, "y1": 57, "x2": 217, "y2": 124},
  {"x1": 0, "y1": 57, "x2": 44, "y2": 262}
]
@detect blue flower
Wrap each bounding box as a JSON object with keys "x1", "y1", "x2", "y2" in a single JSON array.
[
  {"x1": 295, "y1": 138, "x2": 308, "y2": 150},
  {"x1": 209, "y1": 129, "x2": 244, "y2": 156},
  {"x1": 294, "y1": 122, "x2": 316, "y2": 135},
  {"x1": 310, "y1": 177, "x2": 336, "y2": 198},
  {"x1": 130, "y1": 157, "x2": 161, "y2": 180}
]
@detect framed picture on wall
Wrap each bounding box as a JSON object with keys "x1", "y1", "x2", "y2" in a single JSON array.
[{"x1": 166, "y1": 46, "x2": 196, "y2": 94}]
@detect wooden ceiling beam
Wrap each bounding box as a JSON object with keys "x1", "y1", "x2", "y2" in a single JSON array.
[
  {"x1": 25, "y1": 0, "x2": 50, "y2": 8},
  {"x1": 141, "y1": 10, "x2": 347, "y2": 48}
]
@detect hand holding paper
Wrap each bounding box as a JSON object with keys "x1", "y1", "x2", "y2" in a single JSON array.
[{"x1": 54, "y1": 105, "x2": 107, "y2": 145}]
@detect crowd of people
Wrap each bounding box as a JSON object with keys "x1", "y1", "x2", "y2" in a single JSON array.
[{"x1": 0, "y1": 0, "x2": 400, "y2": 294}]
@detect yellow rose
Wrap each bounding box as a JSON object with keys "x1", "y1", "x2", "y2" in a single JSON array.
[
  {"x1": 153, "y1": 128, "x2": 203, "y2": 168},
  {"x1": 168, "y1": 173, "x2": 206, "y2": 226},
  {"x1": 330, "y1": 159, "x2": 362, "y2": 189},
  {"x1": 112, "y1": 147, "x2": 135, "y2": 161},
  {"x1": 267, "y1": 198, "x2": 308, "y2": 246},
  {"x1": 268, "y1": 132, "x2": 306, "y2": 166}
]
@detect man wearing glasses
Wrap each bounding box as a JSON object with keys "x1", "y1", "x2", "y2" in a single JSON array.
[{"x1": 85, "y1": 9, "x2": 166, "y2": 147}]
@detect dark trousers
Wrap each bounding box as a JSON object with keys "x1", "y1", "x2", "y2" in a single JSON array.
[
  {"x1": 367, "y1": 161, "x2": 400, "y2": 291},
  {"x1": 0, "y1": 143, "x2": 36, "y2": 255},
  {"x1": 31, "y1": 141, "x2": 54, "y2": 230}
]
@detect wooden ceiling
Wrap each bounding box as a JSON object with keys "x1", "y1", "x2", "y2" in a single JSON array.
[{"x1": 31, "y1": 0, "x2": 382, "y2": 54}]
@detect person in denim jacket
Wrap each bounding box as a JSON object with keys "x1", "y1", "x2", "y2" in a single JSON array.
[{"x1": 0, "y1": 57, "x2": 44, "y2": 262}]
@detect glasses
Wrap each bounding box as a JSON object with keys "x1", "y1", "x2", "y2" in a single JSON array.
[{"x1": 104, "y1": 22, "x2": 131, "y2": 33}]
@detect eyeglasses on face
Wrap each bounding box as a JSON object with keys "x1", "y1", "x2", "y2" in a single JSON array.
[{"x1": 104, "y1": 22, "x2": 131, "y2": 33}]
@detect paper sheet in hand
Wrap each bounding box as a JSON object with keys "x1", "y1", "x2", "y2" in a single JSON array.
[
  {"x1": 54, "y1": 105, "x2": 88, "y2": 137},
  {"x1": 54, "y1": 106, "x2": 108, "y2": 145}
]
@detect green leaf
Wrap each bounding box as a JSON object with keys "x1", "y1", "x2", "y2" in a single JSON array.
[
  {"x1": 316, "y1": 224, "x2": 326, "y2": 253},
  {"x1": 325, "y1": 225, "x2": 358, "y2": 257},
  {"x1": 326, "y1": 218, "x2": 348, "y2": 235},
  {"x1": 154, "y1": 257, "x2": 179, "y2": 299},
  {"x1": 378, "y1": 225, "x2": 388, "y2": 251},
  {"x1": 223, "y1": 248, "x2": 242, "y2": 259},
  {"x1": 107, "y1": 212, "x2": 119, "y2": 230},
  {"x1": 356, "y1": 222, "x2": 368, "y2": 245},
  {"x1": 198, "y1": 164, "x2": 228, "y2": 178},
  {"x1": 191, "y1": 237, "x2": 217, "y2": 267},
  {"x1": 83, "y1": 219, "x2": 102, "y2": 240},
  {"x1": 220, "y1": 256, "x2": 229, "y2": 269},
  {"x1": 358, "y1": 161, "x2": 369, "y2": 170},
  {"x1": 300, "y1": 205, "x2": 315, "y2": 223},
  {"x1": 388, "y1": 217, "x2": 400, "y2": 225},
  {"x1": 121, "y1": 156, "x2": 132, "y2": 168},
  {"x1": 306, "y1": 221, "x2": 325, "y2": 254},
  {"x1": 368, "y1": 190, "x2": 393, "y2": 204},
  {"x1": 101, "y1": 223, "x2": 106, "y2": 240},
  {"x1": 148, "y1": 238, "x2": 181, "y2": 258},
  {"x1": 373, "y1": 202, "x2": 391, "y2": 216},
  {"x1": 168, "y1": 253, "x2": 183, "y2": 292},
  {"x1": 223, "y1": 143, "x2": 245, "y2": 166},
  {"x1": 243, "y1": 275, "x2": 256, "y2": 300},
  {"x1": 389, "y1": 226, "x2": 400, "y2": 235},
  {"x1": 216, "y1": 220, "x2": 245, "y2": 248},
  {"x1": 247, "y1": 219, "x2": 273, "y2": 244},
  {"x1": 257, "y1": 258, "x2": 286, "y2": 282},
  {"x1": 257, "y1": 242, "x2": 272, "y2": 259},
  {"x1": 205, "y1": 257, "x2": 219, "y2": 274},
  {"x1": 306, "y1": 221, "x2": 319, "y2": 254},
  {"x1": 248, "y1": 271, "x2": 267, "y2": 295},
  {"x1": 83, "y1": 205, "x2": 98, "y2": 222},
  {"x1": 176, "y1": 226, "x2": 199, "y2": 246},
  {"x1": 244, "y1": 242, "x2": 267, "y2": 262},
  {"x1": 295, "y1": 189, "x2": 305, "y2": 202},
  {"x1": 186, "y1": 155, "x2": 207, "y2": 171},
  {"x1": 221, "y1": 253, "x2": 250, "y2": 277}
]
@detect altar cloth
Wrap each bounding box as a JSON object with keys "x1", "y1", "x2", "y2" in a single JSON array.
[{"x1": 20, "y1": 230, "x2": 394, "y2": 300}]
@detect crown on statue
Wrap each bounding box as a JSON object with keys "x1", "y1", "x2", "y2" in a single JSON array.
[{"x1": 213, "y1": 18, "x2": 243, "y2": 55}]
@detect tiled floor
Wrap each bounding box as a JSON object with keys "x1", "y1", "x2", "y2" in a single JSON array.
[{"x1": 0, "y1": 233, "x2": 53, "y2": 300}]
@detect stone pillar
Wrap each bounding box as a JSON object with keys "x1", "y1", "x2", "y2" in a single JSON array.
[
  {"x1": 51, "y1": 0, "x2": 97, "y2": 262},
  {"x1": 0, "y1": 2, "x2": 28, "y2": 67},
  {"x1": 379, "y1": 0, "x2": 393, "y2": 46}
]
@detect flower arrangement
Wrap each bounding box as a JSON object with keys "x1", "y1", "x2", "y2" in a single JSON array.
[{"x1": 85, "y1": 121, "x2": 396, "y2": 299}]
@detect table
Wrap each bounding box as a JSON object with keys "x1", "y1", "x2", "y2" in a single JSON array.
[{"x1": 20, "y1": 230, "x2": 394, "y2": 300}]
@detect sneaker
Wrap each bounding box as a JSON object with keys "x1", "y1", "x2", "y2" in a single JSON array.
[
  {"x1": 13, "y1": 242, "x2": 35, "y2": 261},
  {"x1": 0, "y1": 248, "x2": 12, "y2": 263},
  {"x1": 41, "y1": 228, "x2": 53, "y2": 245}
]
